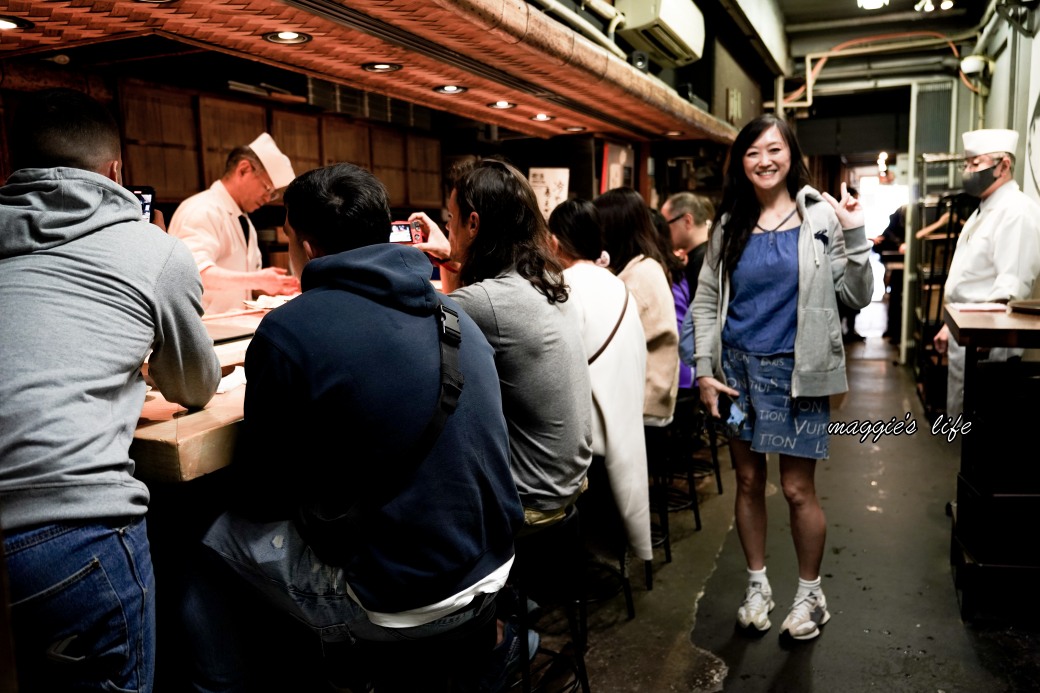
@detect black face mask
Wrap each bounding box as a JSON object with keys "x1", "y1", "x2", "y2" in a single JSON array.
[{"x1": 962, "y1": 162, "x2": 1000, "y2": 198}]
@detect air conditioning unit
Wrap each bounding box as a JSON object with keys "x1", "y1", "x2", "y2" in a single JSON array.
[{"x1": 615, "y1": 0, "x2": 705, "y2": 68}]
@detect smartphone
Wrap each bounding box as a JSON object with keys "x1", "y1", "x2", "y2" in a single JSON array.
[
  {"x1": 389, "y1": 220, "x2": 423, "y2": 245},
  {"x1": 715, "y1": 391, "x2": 746, "y2": 438},
  {"x1": 129, "y1": 185, "x2": 156, "y2": 223}
]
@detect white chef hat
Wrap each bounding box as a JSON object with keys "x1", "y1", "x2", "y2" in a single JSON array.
[
  {"x1": 248, "y1": 133, "x2": 296, "y2": 188},
  {"x1": 962, "y1": 129, "x2": 1019, "y2": 158}
]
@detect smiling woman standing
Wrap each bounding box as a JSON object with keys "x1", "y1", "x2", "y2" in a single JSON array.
[{"x1": 691, "y1": 114, "x2": 873, "y2": 641}]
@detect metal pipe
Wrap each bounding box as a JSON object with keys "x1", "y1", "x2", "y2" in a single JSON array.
[
  {"x1": 528, "y1": 0, "x2": 627, "y2": 59},
  {"x1": 580, "y1": 0, "x2": 622, "y2": 21}
]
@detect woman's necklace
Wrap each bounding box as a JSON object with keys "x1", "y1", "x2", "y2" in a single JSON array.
[{"x1": 755, "y1": 206, "x2": 799, "y2": 233}]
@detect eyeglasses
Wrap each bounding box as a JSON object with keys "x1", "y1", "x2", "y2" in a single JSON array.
[
  {"x1": 666, "y1": 213, "x2": 688, "y2": 225},
  {"x1": 251, "y1": 165, "x2": 281, "y2": 202},
  {"x1": 962, "y1": 155, "x2": 1005, "y2": 171}
]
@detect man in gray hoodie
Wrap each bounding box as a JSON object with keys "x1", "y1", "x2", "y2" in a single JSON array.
[{"x1": 0, "y1": 88, "x2": 220, "y2": 692}]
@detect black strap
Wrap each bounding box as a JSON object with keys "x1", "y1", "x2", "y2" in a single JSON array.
[
  {"x1": 238, "y1": 214, "x2": 250, "y2": 243},
  {"x1": 588, "y1": 290, "x2": 629, "y2": 365},
  {"x1": 296, "y1": 293, "x2": 464, "y2": 565},
  {"x1": 408, "y1": 296, "x2": 464, "y2": 465}
]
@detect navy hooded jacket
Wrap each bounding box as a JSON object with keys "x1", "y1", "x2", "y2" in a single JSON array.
[{"x1": 233, "y1": 243, "x2": 523, "y2": 612}]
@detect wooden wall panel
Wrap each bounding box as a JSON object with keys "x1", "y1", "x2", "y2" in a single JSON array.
[
  {"x1": 322, "y1": 118, "x2": 371, "y2": 169},
  {"x1": 198, "y1": 97, "x2": 266, "y2": 187},
  {"x1": 271, "y1": 110, "x2": 320, "y2": 178},
  {"x1": 407, "y1": 134, "x2": 442, "y2": 208},
  {"x1": 120, "y1": 84, "x2": 199, "y2": 201},
  {"x1": 370, "y1": 128, "x2": 406, "y2": 206}
]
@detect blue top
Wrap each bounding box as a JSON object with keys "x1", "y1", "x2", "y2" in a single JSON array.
[{"x1": 722, "y1": 227, "x2": 799, "y2": 354}]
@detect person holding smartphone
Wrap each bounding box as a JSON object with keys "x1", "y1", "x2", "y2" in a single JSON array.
[{"x1": 691, "y1": 114, "x2": 873, "y2": 641}]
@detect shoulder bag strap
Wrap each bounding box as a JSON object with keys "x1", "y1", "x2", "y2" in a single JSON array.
[{"x1": 588, "y1": 289, "x2": 629, "y2": 365}]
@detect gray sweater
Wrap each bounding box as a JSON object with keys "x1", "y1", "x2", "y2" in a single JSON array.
[
  {"x1": 0, "y1": 167, "x2": 220, "y2": 531},
  {"x1": 452, "y1": 270, "x2": 593, "y2": 511},
  {"x1": 692, "y1": 186, "x2": 874, "y2": 398}
]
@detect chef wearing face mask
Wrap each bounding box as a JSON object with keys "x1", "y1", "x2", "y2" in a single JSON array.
[{"x1": 934, "y1": 128, "x2": 1040, "y2": 419}]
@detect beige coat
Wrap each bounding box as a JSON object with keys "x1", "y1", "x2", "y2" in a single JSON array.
[{"x1": 618, "y1": 255, "x2": 680, "y2": 422}]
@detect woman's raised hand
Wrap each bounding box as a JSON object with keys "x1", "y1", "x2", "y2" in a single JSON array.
[{"x1": 821, "y1": 182, "x2": 865, "y2": 230}]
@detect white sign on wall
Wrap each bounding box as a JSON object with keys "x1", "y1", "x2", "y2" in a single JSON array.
[{"x1": 529, "y1": 167, "x2": 570, "y2": 220}]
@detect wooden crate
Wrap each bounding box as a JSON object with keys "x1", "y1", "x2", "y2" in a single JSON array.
[
  {"x1": 271, "y1": 110, "x2": 320, "y2": 178},
  {"x1": 322, "y1": 117, "x2": 371, "y2": 169},
  {"x1": 198, "y1": 96, "x2": 266, "y2": 187},
  {"x1": 370, "y1": 127, "x2": 407, "y2": 206},
  {"x1": 120, "y1": 82, "x2": 201, "y2": 202}
]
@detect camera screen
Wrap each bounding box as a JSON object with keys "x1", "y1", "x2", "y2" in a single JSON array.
[
  {"x1": 389, "y1": 222, "x2": 413, "y2": 243},
  {"x1": 131, "y1": 186, "x2": 155, "y2": 223},
  {"x1": 137, "y1": 192, "x2": 153, "y2": 223}
]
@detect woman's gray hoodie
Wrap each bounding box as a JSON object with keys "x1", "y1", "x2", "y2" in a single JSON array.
[
  {"x1": 0, "y1": 167, "x2": 220, "y2": 531},
  {"x1": 692, "y1": 185, "x2": 874, "y2": 398}
]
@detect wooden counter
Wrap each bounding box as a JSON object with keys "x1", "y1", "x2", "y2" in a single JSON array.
[
  {"x1": 131, "y1": 310, "x2": 264, "y2": 484},
  {"x1": 943, "y1": 304, "x2": 1040, "y2": 350},
  {"x1": 943, "y1": 304, "x2": 1040, "y2": 620}
]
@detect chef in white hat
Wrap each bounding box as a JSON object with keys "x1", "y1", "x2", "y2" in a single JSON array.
[
  {"x1": 934, "y1": 128, "x2": 1040, "y2": 419},
  {"x1": 168, "y1": 132, "x2": 300, "y2": 315}
]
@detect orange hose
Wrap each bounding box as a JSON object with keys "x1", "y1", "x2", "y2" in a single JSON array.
[{"x1": 782, "y1": 29, "x2": 979, "y2": 104}]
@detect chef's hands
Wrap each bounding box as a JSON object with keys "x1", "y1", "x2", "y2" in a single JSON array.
[
  {"x1": 698, "y1": 375, "x2": 739, "y2": 419},
  {"x1": 821, "y1": 182, "x2": 865, "y2": 230},
  {"x1": 256, "y1": 267, "x2": 300, "y2": 296}
]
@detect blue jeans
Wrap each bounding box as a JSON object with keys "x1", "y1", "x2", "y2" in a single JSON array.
[{"x1": 4, "y1": 516, "x2": 155, "y2": 693}]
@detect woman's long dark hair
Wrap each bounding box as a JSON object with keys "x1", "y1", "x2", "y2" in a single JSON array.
[
  {"x1": 594, "y1": 187, "x2": 670, "y2": 280},
  {"x1": 714, "y1": 114, "x2": 813, "y2": 278},
  {"x1": 452, "y1": 158, "x2": 568, "y2": 303},
  {"x1": 548, "y1": 198, "x2": 603, "y2": 263}
]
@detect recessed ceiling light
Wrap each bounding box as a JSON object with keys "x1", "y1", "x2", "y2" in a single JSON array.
[
  {"x1": 0, "y1": 15, "x2": 34, "y2": 30},
  {"x1": 564, "y1": 126, "x2": 587, "y2": 132},
  {"x1": 531, "y1": 114, "x2": 554, "y2": 122},
  {"x1": 665, "y1": 130, "x2": 684, "y2": 137},
  {"x1": 433, "y1": 85, "x2": 467, "y2": 94},
  {"x1": 362, "y1": 62, "x2": 403, "y2": 73},
  {"x1": 488, "y1": 100, "x2": 516, "y2": 109},
  {"x1": 856, "y1": 0, "x2": 888, "y2": 9},
  {"x1": 263, "y1": 31, "x2": 312, "y2": 45},
  {"x1": 939, "y1": 0, "x2": 953, "y2": 8}
]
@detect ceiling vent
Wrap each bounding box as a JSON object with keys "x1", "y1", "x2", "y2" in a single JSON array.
[{"x1": 615, "y1": 0, "x2": 705, "y2": 68}]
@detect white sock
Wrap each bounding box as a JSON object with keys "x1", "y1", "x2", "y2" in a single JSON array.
[
  {"x1": 797, "y1": 576, "x2": 821, "y2": 598},
  {"x1": 748, "y1": 567, "x2": 769, "y2": 589}
]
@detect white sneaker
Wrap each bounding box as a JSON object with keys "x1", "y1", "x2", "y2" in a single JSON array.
[
  {"x1": 736, "y1": 580, "x2": 775, "y2": 631},
  {"x1": 781, "y1": 590, "x2": 831, "y2": 640}
]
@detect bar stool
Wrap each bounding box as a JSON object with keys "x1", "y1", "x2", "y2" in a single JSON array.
[
  {"x1": 510, "y1": 505, "x2": 591, "y2": 693},
  {"x1": 575, "y1": 457, "x2": 637, "y2": 619},
  {"x1": 645, "y1": 425, "x2": 673, "y2": 564},
  {"x1": 330, "y1": 593, "x2": 500, "y2": 693}
]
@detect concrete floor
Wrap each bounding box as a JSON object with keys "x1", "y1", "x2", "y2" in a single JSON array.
[{"x1": 543, "y1": 303, "x2": 1040, "y2": 693}]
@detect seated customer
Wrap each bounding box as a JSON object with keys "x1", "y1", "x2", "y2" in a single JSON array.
[
  {"x1": 0, "y1": 88, "x2": 220, "y2": 693},
  {"x1": 192, "y1": 163, "x2": 525, "y2": 690},
  {"x1": 548, "y1": 198, "x2": 652, "y2": 563},
  {"x1": 411, "y1": 159, "x2": 594, "y2": 529}
]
